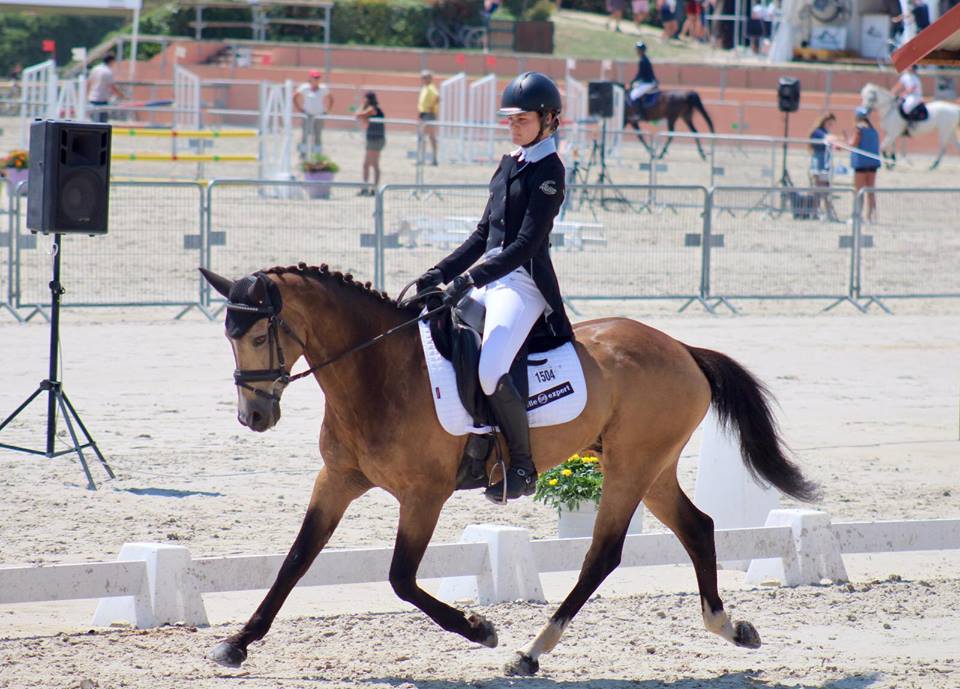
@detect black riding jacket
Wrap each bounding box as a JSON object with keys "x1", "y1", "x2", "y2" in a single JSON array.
[
  {"x1": 434, "y1": 150, "x2": 574, "y2": 348},
  {"x1": 634, "y1": 55, "x2": 656, "y2": 84}
]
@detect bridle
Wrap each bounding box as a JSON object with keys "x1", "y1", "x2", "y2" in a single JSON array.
[{"x1": 227, "y1": 279, "x2": 446, "y2": 403}]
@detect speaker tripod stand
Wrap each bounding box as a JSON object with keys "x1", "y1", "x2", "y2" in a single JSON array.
[
  {"x1": 0, "y1": 234, "x2": 114, "y2": 490},
  {"x1": 573, "y1": 119, "x2": 634, "y2": 216}
]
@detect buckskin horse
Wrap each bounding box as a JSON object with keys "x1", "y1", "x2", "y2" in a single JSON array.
[
  {"x1": 200, "y1": 263, "x2": 818, "y2": 676},
  {"x1": 624, "y1": 88, "x2": 716, "y2": 161}
]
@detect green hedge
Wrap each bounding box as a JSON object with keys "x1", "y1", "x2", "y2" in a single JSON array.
[{"x1": 0, "y1": 15, "x2": 124, "y2": 77}]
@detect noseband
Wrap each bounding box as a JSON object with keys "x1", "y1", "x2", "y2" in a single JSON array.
[{"x1": 227, "y1": 301, "x2": 306, "y2": 403}]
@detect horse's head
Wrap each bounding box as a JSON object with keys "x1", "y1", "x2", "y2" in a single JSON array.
[
  {"x1": 860, "y1": 84, "x2": 879, "y2": 111},
  {"x1": 200, "y1": 268, "x2": 306, "y2": 432}
]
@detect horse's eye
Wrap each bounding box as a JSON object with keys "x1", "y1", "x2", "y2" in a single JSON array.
[{"x1": 252, "y1": 334, "x2": 268, "y2": 347}]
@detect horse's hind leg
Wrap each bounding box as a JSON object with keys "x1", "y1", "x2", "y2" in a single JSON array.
[
  {"x1": 506, "y1": 463, "x2": 646, "y2": 676},
  {"x1": 389, "y1": 489, "x2": 499, "y2": 647},
  {"x1": 643, "y1": 470, "x2": 761, "y2": 649},
  {"x1": 209, "y1": 467, "x2": 370, "y2": 667},
  {"x1": 684, "y1": 115, "x2": 706, "y2": 160}
]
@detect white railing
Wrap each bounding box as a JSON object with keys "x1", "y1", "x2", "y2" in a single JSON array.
[
  {"x1": 174, "y1": 65, "x2": 201, "y2": 129},
  {"x1": 19, "y1": 60, "x2": 58, "y2": 146},
  {"x1": 467, "y1": 73, "x2": 497, "y2": 163},
  {"x1": 2, "y1": 513, "x2": 959, "y2": 629},
  {"x1": 439, "y1": 72, "x2": 467, "y2": 163}
]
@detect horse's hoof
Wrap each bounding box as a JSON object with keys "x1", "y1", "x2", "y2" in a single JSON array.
[
  {"x1": 467, "y1": 613, "x2": 498, "y2": 648},
  {"x1": 733, "y1": 620, "x2": 761, "y2": 649},
  {"x1": 209, "y1": 640, "x2": 247, "y2": 667},
  {"x1": 504, "y1": 652, "x2": 539, "y2": 676}
]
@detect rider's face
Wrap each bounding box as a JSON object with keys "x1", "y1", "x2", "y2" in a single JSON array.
[{"x1": 507, "y1": 112, "x2": 541, "y2": 145}]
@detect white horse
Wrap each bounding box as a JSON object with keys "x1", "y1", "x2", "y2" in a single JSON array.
[{"x1": 860, "y1": 83, "x2": 960, "y2": 170}]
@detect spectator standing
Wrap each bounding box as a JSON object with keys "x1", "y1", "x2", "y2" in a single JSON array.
[
  {"x1": 747, "y1": 0, "x2": 765, "y2": 52},
  {"x1": 681, "y1": 0, "x2": 703, "y2": 40},
  {"x1": 659, "y1": 0, "x2": 679, "y2": 40},
  {"x1": 87, "y1": 54, "x2": 123, "y2": 123},
  {"x1": 848, "y1": 107, "x2": 880, "y2": 223},
  {"x1": 632, "y1": 0, "x2": 650, "y2": 26},
  {"x1": 418, "y1": 70, "x2": 440, "y2": 166},
  {"x1": 607, "y1": 0, "x2": 626, "y2": 31},
  {"x1": 882, "y1": 0, "x2": 904, "y2": 46},
  {"x1": 355, "y1": 91, "x2": 386, "y2": 196},
  {"x1": 294, "y1": 70, "x2": 334, "y2": 159},
  {"x1": 911, "y1": 0, "x2": 931, "y2": 30},
  {"x1": 809, "y1": 112, "x2": 838, "y2": 219}
]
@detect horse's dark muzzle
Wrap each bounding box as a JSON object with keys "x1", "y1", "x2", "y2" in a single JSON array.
[{"x1": 238, "y1": 400, "x2": 280, "y2": 432}]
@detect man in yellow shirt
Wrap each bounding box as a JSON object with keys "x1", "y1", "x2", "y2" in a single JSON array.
[{"x1": 417, "y1": 70, "x2": 440, "y2": 165}]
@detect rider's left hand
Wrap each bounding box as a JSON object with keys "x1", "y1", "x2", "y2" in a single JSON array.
[{"x1": 443, "y1": 273, "x2": 474, "y2": 306}]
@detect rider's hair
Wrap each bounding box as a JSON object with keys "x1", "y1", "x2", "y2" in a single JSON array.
[{"x1": 540, "y1": 110, "x2": 560, "y2": 136}]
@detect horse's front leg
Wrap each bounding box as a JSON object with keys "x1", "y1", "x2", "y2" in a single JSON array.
[
  {"x1": 389, "y1": 490, "x2": 498, "y2": 647},
  {"x1": 209, "y1": 466, "x2": 371, "y2": 667},
  {"x1": 658, "y1": 119, "x2": 677, "y2": 159}
]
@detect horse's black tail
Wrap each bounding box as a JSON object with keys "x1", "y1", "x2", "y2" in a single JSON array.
[
  {"x1": 688, "y1": 93, "x2": 715, "y2": 133},
  {"x1": 685, "y1": 345, "x2": 820, "y2": 502}
]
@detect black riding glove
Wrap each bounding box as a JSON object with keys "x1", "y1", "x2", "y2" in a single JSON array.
[
  {"x1": 443, "y1": 273, "x2": 474, "y2": 306},
  {"x1": 416, "y1": 268, "x2": 444, "y2": 293}
]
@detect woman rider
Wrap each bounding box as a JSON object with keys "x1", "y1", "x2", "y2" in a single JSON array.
[{"x1": 416, "y1": 72, "x2": 574, "y2": 504}]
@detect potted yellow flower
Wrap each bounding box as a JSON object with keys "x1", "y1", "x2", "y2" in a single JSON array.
[
  {"x1": 300, "y1": 154, "x2": 339, "y2": 199},
  {"x1": 534, "y1": 454, "x2": 643, "y2": 538},
  {"x1": 2, "y1": 150, "x2": 29, "y2": 195}
]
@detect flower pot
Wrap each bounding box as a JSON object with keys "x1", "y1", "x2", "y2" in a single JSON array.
[
  {"x1": 3, "y1": 167, "x2": 29, "y2": 195},
  {"x1": 557, "y1": 503, "x2": 644, "y2": 539},
  {"x1": 303, "y1": 170, "x2": 335, "y2": 199}
]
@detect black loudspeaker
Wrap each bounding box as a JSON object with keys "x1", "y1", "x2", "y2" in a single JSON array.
[
  {"x1": 588, "y1": 81, "x2": 616, "y2": 118},
  {"x1": 777, "y1": 77, "x2": 801, "y2": 113},
  {"x1": 27, "y1": 119, "x2": 111, "y2": 235}
]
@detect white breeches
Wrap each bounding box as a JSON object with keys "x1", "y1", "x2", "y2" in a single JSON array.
[
  {"x1": 469, "y1": 267, "x2": 547, "y2": 396},
  {"x1": 630, "y1": 82, "x2": 656, "y2": 101},
  {"x1": 902, "y1": 94, "x2": 922, "y2": 114}
]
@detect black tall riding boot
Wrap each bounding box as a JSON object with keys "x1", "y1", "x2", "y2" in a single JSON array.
[{"x1": 484, "y1": 374, "x2": 538, "y2": 504}]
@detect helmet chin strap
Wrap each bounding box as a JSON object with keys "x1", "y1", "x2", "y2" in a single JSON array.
[{"x1": 521, "y1": 112, "x2": 555, "y2": 148}]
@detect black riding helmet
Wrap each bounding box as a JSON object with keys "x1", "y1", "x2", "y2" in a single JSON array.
[
  {"x1": 496, "y1": 71, "x2": 562, "y2": 118},
  {"x1": 497, "y1": 72, "x2": 562, "y2": 145}
]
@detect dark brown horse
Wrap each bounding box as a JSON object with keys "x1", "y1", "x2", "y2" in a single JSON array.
[
  {"x1": 200, "y1": 263, "x2": 817, "y2": 676},
  {"x1": 625, "y1": 89, "x2": 716, "y2": 161}
]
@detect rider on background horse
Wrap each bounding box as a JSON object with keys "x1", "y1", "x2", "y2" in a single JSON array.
[
  {"x1": 892, "y1": 65, "x2": 928, "y2": 130},
  {"x1": 416, "y1": 72, "x2": 574, "y2": 504},
  {"x1": 629, "y1": 41, "x2": 659, "y2": 119}
]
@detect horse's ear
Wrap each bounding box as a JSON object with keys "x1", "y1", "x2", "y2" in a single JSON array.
[{"x1": 199, "y1": 268, "x2": 234, "y2": 299}]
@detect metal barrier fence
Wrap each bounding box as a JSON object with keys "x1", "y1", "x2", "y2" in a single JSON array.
[
  {"x1": 11, "y1": 182, "x2": 206, "y2": 316},
  {"x1": 706, "y1": 186, "x2": 858, "y2": 311},
  {"x1": 853, "y1": 187, "x2": 960, "y2": 310},
  {"x1": 205, "y1": 180, "x2": 378, "y2": 308},
  {"x1": 1, "y1": 184, "x2": 21, "y2": 321},
  {"x1": 2, "y1": 180, "x2": 958, "y2": 319}
]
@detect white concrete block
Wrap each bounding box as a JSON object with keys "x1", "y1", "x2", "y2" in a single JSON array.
[
  {"x1": 745, "y1": 509, "x2": 847, "y2": 586},
  {"x1": 438, "y1": 524, "x2": 544, "y2": 605},
  {"x1": 92, "y1": 543, "x2": 209, "y2": 629},
  {"x1": 694, "y1": 407, "x2": 781, "y2": 569}
]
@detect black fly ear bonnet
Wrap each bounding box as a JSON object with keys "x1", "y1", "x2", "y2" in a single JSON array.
[{"x1": 225, "y1": 272, "x2": 283, "y2": 338}]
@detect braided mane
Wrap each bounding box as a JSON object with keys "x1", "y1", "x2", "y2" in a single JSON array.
[{"x1": 264, "y1": 263, "x2": 419, "y2": 315}]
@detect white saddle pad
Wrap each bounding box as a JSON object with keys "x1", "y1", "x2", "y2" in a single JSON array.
[{"x1": 418, "y1": 316, "x2": 588, "y2": 436}]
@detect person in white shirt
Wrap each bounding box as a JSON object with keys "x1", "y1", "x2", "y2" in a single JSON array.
[
  {"x1": 892, "y1": 65, "x2": 927, "y2": 127},
  {"x1": 293, "y1": 70, "x2": 334, "y2": 159},
  {"x1": 87, "y1": 54, "x2": 124, "y2": 123}
]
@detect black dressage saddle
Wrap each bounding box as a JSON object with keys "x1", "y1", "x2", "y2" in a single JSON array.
[{"x1": 424, "y1": 294, "x2": 545, "y2": 490}]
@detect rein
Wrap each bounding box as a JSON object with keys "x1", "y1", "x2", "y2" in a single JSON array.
[{"x1": 229, "y1": 283, "x2": 445, "y2": 402}]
